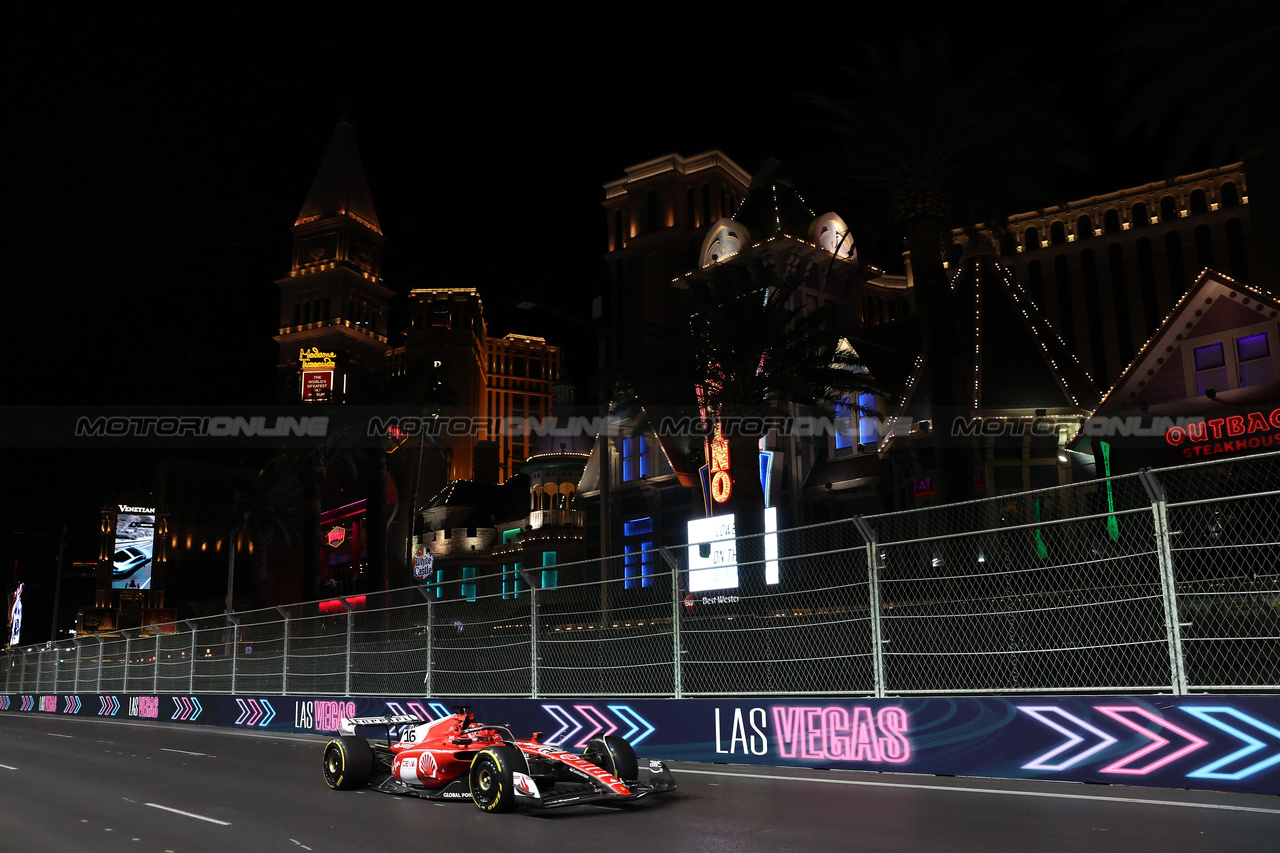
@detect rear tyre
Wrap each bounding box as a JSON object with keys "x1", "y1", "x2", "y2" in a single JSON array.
[
  {"x1": 323, "y1": 736, "x2": 373, "y2": 791},
  {"x1": 470, "y1": 746, "x2": 519, "y2": 813},
  {"x1": 584, "y1": 735, "x2": 638, "y2": 782}
]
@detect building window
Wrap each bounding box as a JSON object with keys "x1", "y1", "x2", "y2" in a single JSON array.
[
  {"x1": 1024, "y1": 227, "x2": 1039, "y2": 251},
  {"x1": 1161, "y1": 196, "x2": 1179, "y2": 222},
  {"x1": 502, "y1": 528, "x2": 520, "y2": 545},
  {"x1": 1221, "y1": 182, "x2": 1240, "y2": 207},
  {"x1": 541, "y1": 552, "x2": 558, "y2": 590},
  {"x1": 1076, "y1": 215, "x2": 1093, "y2": 240},
  {"x1": 1195, "y1": 343, "x2": 1228, "y2": 396},
  {"x1": 1131, "y1": 202, "x2": 1149, "y2": 228},
  {"x1": 503, "y1": 562, "x2": 523, "y2": 599},
  {"x1": 1050, "y1": 221, "x2": 1066, "y2": 245},
  {"x1": 834, "y1": 393, "x2": 879, "y2": 456},
  {"x1": 1104, "y1": 209, "x2": 1121, "y2": 234},
  {"x1": 623, "y1": 517, "x2": 654, "y2": 589},
  {"x1": 462, "y1": 566, "x2": 477, "y2": 602},
  {"x1": 1237, "y1": 333, "x2": 1274, "y2": 387},
  {"x1": 432, "y1": 568, "x2": 445, "y2": 599},
  {"x1": 622, "y1": 435, "x2": 651, "y2": 481}
]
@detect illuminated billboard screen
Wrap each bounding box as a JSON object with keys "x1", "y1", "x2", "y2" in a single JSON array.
[
  {"x1": 686, "y1": 508, "x2": 778, "y2": 593},
  {"x1": 7, "y1": 582, "x2": 22, "y2": 647},
  {"x1": 112, "y1": 504, "x2": 156, "y2": 589}
]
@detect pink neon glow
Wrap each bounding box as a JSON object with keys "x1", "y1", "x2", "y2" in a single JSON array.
[
  {"x1": 1095, "y1": 706, "x2": 1208, "y2": 775},
  {"x1": 772, "y1": 705, "x2": 911, "y2": 763},
  {"x1": 573, "y1": 705, "x2": 619, "y2": 749}
]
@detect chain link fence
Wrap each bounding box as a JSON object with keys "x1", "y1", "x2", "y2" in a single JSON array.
[{"x1": 5, "y1": 453, "x2": 1277, "y2": 697}]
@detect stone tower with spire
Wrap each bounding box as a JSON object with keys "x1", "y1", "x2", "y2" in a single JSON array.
[{"x1": 274, "y1": 120, "x2": 393, "y2": 403}]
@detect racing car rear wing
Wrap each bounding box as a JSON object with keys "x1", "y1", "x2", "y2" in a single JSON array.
[{"x1": 338, "y1": 715, "x2": 425, "y2": 735}]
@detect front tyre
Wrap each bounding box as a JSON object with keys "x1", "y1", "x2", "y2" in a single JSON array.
[
  {"x1": 470, "y1": 746, "x2": 519, "y2": 813},
  {"x1": 323, "y1": 736, "x2": 373, "y2": 790},
  {"x1": 584, "y1": 735, "x2": 638, "y2": 782}
]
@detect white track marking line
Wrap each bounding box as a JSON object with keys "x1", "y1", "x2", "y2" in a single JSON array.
[
  {"x1": 160, "y1": 748, "x2": 208, "y2": 756},
  {"x1": 0, "y1": 763, "x2": 17, "y2": 770},
  {"x1": 144, "y1": 803, "x2": 231, "y2": 825},
  {"x1": 48, "y1": 733, "x2": 72, "y2": 738},
  {"x1": 675, "y1": 769, "x2": 1280, "y2": 814}
]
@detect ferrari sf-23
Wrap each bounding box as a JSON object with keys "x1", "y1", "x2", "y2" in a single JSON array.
[{"x1": 322, "y1": 707, "x2": 676, "y2": 812}]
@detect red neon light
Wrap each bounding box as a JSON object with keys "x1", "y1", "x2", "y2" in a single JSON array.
[
  {"x1": 318, "y1": 595, "x2": 366, "y2": 615},
  {"x1": 327, "y1": 526, "x2": 346, "y2": 548}
]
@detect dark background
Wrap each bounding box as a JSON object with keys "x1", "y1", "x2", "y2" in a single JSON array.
[{"x1": 6, "y1": 5, "x2": 1274, "y2": 637}]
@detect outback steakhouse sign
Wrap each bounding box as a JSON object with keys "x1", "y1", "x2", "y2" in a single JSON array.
[{"x1": 1164, "y1": 407, "x2": 1280, "y2": 458}]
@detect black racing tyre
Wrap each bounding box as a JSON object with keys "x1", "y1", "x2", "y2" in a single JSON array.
[
  {"x1": 470, "y1": 746, "x2": 519, "y2": 813},
  {"x1": 323, "y1": 736, "x2": 373, "y2": 791},
  {"x1": 584, "y1": 735, "x2": 638, "y2": 782}
]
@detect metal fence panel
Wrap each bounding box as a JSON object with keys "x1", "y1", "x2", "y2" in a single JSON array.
[{"x1": 5, "y1": 453, "x2": 1276, "y2": 699}]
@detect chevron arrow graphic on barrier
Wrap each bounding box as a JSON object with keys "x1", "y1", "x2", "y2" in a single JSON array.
[
  {"x1": 1095, "y1": 706, "x2": 1208, "y2": 774},
  {"x1": 1019, "y1": 706, "x2": 1118, "y2": 771},
  {"x1": 98, "y1": 696, "x2": 119, "y2": 716},
  {"x1": 189, "y1": 697, "x2": 202, "y2": 721},
  {"x1": 259, "y1": 699, "x2": 276, "y2": 727},
  {"x1": 172, "y1": 697, "x2": 193, "y2": 721},
  {"x1": 1183, "y1": 707, "x2": 1280, "y2": 781},
  {"x1": 0, "y1": 696, "x2": 8, "y2": 711},
  {"x1": 428, "y1": 702, "x2": 451, "y2": 719},
  {"x1": 607, "y1": 705, "x2": 657, "y2": 746},
  {"x1": 406, "y1": 702, "x2": 433, "y2": 720},
  {"x1": 541, "y1": 705, "x2": 585, "y2": 746},
  {"x1": 573, "y1": 705, "x2": 619, "y2": 749},
  {"x1": 235, "y1": 698, "x2": 267, "y2": 726},
  {"x1": 20, "y1": 695, "x2": 34, "y2": 712},
  {"x1": 62, "y1": 696, "x2": 81, "y2": 714}
]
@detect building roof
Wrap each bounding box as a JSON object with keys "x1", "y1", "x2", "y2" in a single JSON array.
[
  {"x1": 1092, "y1": 268, "x2": 1280, "y2": 417},
  {"x1": 295, "y1": 120, "x2": 382, "y2": 236}
]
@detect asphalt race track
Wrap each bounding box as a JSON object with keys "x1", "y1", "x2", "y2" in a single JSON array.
[{"x1": 1, "y1": 712, "x2": 1275, "y2": 852}]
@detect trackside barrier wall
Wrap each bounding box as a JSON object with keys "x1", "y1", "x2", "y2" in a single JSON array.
[{"x1": 1, "y1": 692, "x2": 1277, "y2": 795}]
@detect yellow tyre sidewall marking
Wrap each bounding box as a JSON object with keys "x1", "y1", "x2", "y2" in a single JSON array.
[
  {"x1": 474, "y1": 749, "x2": 504, "y2": 810},
  {"x1": 329, "y1": 741, "x2": 345, "y2": 788}
]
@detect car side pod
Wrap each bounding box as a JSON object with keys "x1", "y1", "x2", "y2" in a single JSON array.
[{"x1": 324, "y1": 736, "x2": 374, "y2": 791}]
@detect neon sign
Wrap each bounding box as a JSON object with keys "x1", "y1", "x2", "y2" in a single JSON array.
[
  {"x1": 327, "y1": 526, "x2": 346, "y2": 548},
  {"x1": 709, "y1": 428, "x2": 732, "y2": 503},
  {"x1": 1165, "y1": 408, "x2": 1280, "y2": 458}
]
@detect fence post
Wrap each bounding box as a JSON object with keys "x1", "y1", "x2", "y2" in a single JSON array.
[
  {"x1": 275, "y1": 607, "x2": 291, "y2": 696},
  {"x1": 185, "y1": 621, "x2": 196, "y2": 695},
  {"x1": 74, "y1": 639, "x2": 82, "y2": 694},
  {"x1": 228, "y1": 615, "x2": 240, "y2": 695},
  {"x1": 342, "y1": 598, "x2": 354, "y2": 697},
  {"x1": 415, "y1": 586, "x2": 433, "y2": 697},
  {"x1": 123, "y1": 632, "x2": 131, "y2": 694},
  {"x1": 663, "y1": 548, "x2": 683, "y2": 699},
  {"x1": 516, "y1": 565, "x2": 539, "y2": 699},
  {"x1": 855, "y1": 517, "x2": 886, "y2": 698},
  {"x1": 1138, "y1": 469, "x2": 1188, "y2": 695},
  {"x1": 153, "y1": 633, "x2": 160, "y2": 694},
  {"x1": 96, "y1": 637, "x2": 104, "y2": 695}
]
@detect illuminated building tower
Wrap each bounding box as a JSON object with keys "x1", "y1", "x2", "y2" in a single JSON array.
[
  {"x1": 274, "y1": 120, "x2": 392, "y2": 402},
  {"x1": 951, "y1": 163, "x2": 1253, "y2": 390},
  {"x1": 602, "y1": 151, "x2": 753, "y2": 372},
  {"x1": 396, "y1": 288, "x2": 561, "y2": 484}
]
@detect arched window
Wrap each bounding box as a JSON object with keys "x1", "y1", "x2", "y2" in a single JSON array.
[
  {"x1": 1135, "y1": 238, "x2": 1158, "y2": 334},
  {"x1": 1055, "y1": 254, "x2": 1076, "y2": 351},
  {"x1": 687, "y1": 188, "x2": 696, "y2": 227},
  {"x1": 303, "y1": 302, "x2": 312, "y2": 324},
  {"x1": 293, "y1": 304, "x2": 301, "y2": 326},
  {"x1": 1160, "y1": 196, "x2": 1178, "y2": 222},
  {"x1": 1076, "y1": 215, "x2": 1093, "y2": 240},
  {"x1": 646, "y1": 190, "x2": 658, "y2": 233},
  {"x1": 322, "y1": 298, "x2": 330, "y2": 320},
  {"x1": 1104, "y1": 209, "x2": 1121, "y2": 234},
  {"x1": 1190, "y1": 189, "x2": 1208, "y2": 215},
  {"x1": 1226, "y1": 217, "x2": 1248, "y2": 279},
  {"x1": 1221, "y1": 182, "x2": 1240, "y2": 208},
  {"x1": 1165, "y1": 231, "x2": 1186, "y2": 294},
  {"x1": 1028, "y1": 260, "x2": 1044, "y2": 307},
  {"x1": 1131, "y1": 202, "x2": 1149, "y2": 228},
  {"x1": 1050, "y1": 221, "x2": 1067, "y2": 245},
  {"x1": 999, "y1": 230, "x2": 1017, "y2": 255},
  {"x1": 1024, "y1": 227, "x2": 1040, "y2": 251},
  {"x1": 1195, "y1": 223, "x2": 1214, "y2": 268}
]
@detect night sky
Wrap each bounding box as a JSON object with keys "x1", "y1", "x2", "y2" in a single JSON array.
[{"x1": 6, "y1": 7, "x2": 1274, "y2": 631}]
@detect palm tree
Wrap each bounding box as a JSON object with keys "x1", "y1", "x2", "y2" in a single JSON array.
[
  {"x1": 806, "y1": 32, "x2": 1088, "y2": 501},
  {"x1": 217, "y1": 459, "x2": 302, "y2": 612},
  {"x1": 628, "y1": 251, "x2": 879, "y2": 593}
]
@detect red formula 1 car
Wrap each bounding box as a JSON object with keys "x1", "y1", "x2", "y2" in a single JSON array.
[{"x1": 321, "y1": 707, "x2": 676, "y2": 812}]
